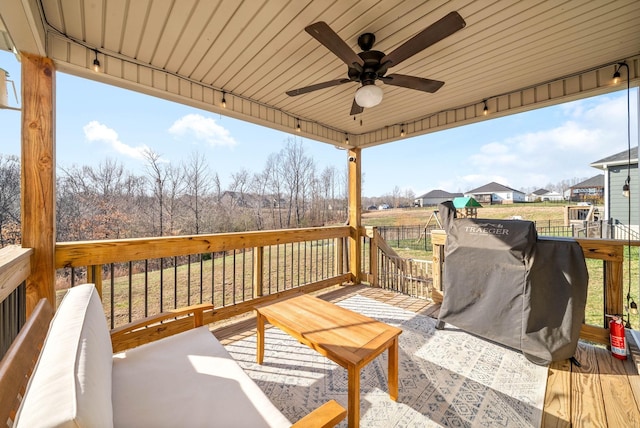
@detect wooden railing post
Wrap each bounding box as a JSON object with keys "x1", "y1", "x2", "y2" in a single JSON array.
[
  {"x1": 21, "y1": 53, "x2": 56, "y2": 316},
  {"x1": 430, "y1": 230, "x2": 446, "y2": 303},
  {"x1": 335, "y1": 237, "x2": 344, "y2": 276},
  {"x1": 253, "y1": 246, "x2": 264, "y2": 297},
  {"x1": 369, "y1": 227, "x2": 379, "y2": 287},
  {"x1": 86, "y1": 265, "x2": 103, "y2": 299}
]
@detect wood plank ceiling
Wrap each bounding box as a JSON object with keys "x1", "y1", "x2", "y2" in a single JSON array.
[{"x1": 1, "y1": 0, "x2": 639, "y2": 149}]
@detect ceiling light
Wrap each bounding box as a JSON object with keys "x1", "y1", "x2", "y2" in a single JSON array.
[
  {"x1": 221, "y1": 91, "x2": 226, "y2": 108},
  {"x1": 483, "y1": 100, "x2": 488, "y2": 116},
  {"x1": 355, "y1": 84, "x2": 383, "y2": 108},
  {"x1": 92, "y1": 50, "x2": 100, "y2": 73}
]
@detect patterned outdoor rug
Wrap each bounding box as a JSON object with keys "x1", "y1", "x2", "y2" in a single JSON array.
[{"x1": 224, "y1": 295, "x2": 548, "y2": 427}]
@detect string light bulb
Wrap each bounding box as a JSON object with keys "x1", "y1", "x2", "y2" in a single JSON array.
[
  {"x1": 613, "y1": 68, "x2": 621, "y2": 85},
  {"x1": 92, "y1": 50, "x2": 100, "y2": 73},
  {"x1": 623, "y1": 177, "x2": 630, "y2": 197},
  {"x1": 221, "y1": 91, "x2": 226, "y2": 108},
  {"x1": 400, "y1": 125, "x2": 405, "y2": 137},
  {"x1": 483, "y1": 100, "x2": 489, "y2": 116},
  {"x1": 345, "y1": 133, "x2": 349, "y2": 144},
  {"x1": 296, "y1": 119, "x2": 301, "y2": 132}
]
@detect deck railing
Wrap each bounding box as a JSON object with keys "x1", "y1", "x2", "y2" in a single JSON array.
[
  {"x1": 54, "y1": 226, "x2": 351, "y2": 329},
  {"x1": 3, "y1": 224, "x2": 638, "y2": 353},
  {"x1": 0, "y1": 247, "x2": 32, "y2": 360}
]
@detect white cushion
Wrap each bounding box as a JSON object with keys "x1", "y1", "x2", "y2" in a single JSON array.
[
  {"x1": 112, "y1": 326, "x2": 291, "y2": 428},
  {"x1": 14, "y1": 284, "x2": 114, "y2": 428}
]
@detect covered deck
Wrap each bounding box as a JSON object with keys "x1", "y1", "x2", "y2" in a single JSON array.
[{"x1": 1, "y1": 1, "x2": 640, "y2": 427}]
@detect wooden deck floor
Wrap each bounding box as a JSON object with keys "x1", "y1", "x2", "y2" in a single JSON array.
[{"x1": 212, "y1": 284, "x2": 640, "y2": 427}]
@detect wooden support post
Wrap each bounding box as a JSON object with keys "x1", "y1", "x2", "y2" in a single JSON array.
[
  {"x1": 253, "y1": 246, "x2": 264, "y2": 297},
  {"x1": 348, "y1": 148, "x2": 362, "y2": 284},
  {"x1": 20, "y1": 53, "x2": 56, "y2": 316}
]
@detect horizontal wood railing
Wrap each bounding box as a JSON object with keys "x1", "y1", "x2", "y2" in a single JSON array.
[
  {"x1": 54, "y1": 226, "x2": 352, "y2": 329},
  {"x1": 0, "y1": 246, "x2": 33, "y2": 359}
]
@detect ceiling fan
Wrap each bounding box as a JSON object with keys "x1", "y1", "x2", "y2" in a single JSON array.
[{"x1": 286, "y1": 11, "x2": 466, "y2": 115}]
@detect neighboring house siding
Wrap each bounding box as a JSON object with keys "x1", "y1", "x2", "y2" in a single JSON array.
[{"x1": 609, "y1": 164, "x2": 639, "y2": 225}]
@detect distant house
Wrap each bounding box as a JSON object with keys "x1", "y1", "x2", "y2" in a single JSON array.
[
  {"x1": 526, "y1": 188, "x2": 564, "y2": 202},
  {"x1": 465, "y1": 182, "x2": 525, "y2": 204},
  {"x1": 591, "y1": 148, "x2": 638, "y2": 231},
  {"x1": 413, "y1": 189, "x2": 463, "y2": 207},
  {"x1": 568, "y1": 175, "x2": 605, "y2": 204}
]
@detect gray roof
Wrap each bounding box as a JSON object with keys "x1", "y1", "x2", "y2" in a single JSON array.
[
  {"x1": 467, "y1": 182, "x2": 523, "y2": 195},
  {"x1": 571, "y1": 174, "x2": 604, "y2": 189},
  {"x1": 531, "y1": 188, "x2": 550, "y2": 195},
  {"x1": 416, "y1": 189, "x2": 463, "y2": 199},
  {"x1": 591, "y1": 147, "x2": 638, "y2": 169}
]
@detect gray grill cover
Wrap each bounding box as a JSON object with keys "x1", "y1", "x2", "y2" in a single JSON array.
[{"x1": 437, "y1": 203, "x2": 588, "y2": 364}]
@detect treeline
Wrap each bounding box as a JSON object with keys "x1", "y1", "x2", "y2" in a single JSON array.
[{"x1": 0, "y1": 139, "x2": 351, "y2": 246}]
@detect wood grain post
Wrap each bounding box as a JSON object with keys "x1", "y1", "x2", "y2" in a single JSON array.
[
  {"x1": 86, "y1": 265, "x2": 103, "y2": 299},
  {"x1": 348, "y1": 148, "x2": 362, "y2": 284},
  {"x1": 253, "y1": 246, "x2": 264, "y2": 297},
  {"x1": 369, "y1": 227, "x2": 379, "y2": 287},
  {"x1": 20, "y1": 53, "x2": 56, "y2": 316},
  {"x1": 604, "y1": 258, "x2": 624, "y2": 327},
  {"x1": 335, "y1": 237, "x2": 344, "y2": 276}
]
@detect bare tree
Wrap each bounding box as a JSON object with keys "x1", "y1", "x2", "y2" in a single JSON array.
[
  {"x1": 0, "y1": 155, "x2": 21, "y2": 246},
  {"x1": 143, "y1": 149, "x2": 168, "y2": 236},
  {"x1": 280, "y1": 138, "x2": 314, "y2": 227},
  {"x1": 183, "y1": 152, "x2": 211, "y2": 234}
]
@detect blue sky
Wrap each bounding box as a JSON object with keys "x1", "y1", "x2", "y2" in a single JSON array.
[{"x1": 1, "y1": 50, "x2": 637, "y2": 197}]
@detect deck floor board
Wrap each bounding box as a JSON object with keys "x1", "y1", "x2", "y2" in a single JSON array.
[{"x1": 212, "y1": 284, "x2": 640, "y2": 427}]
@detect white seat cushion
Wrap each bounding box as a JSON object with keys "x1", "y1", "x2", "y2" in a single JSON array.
[
  {"x1": 112, "y1": 326, "x2": 291, "y2": 428},
  {"x1": 14, "y1": 284, "x2": 114, "y2": 428}
]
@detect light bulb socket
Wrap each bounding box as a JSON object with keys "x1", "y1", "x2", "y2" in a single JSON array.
[
  {"x1": 623, "y1": 178, "x2": 630, "y2": 197},
  {"x1": 221, "y1": 91, "x2": 226, "y2": 108},
  {"x1": 296, "y1": 119, "x2": 301, "y2": 132},
  {"x1": 630, "y1": 300, "x2": 638, "y2": 315},
  {"x1": 92, "y1": 50, "x2": 100, "y2": 72},
  {"x1": 482, "y1": 100, "x2": 489, "y2": 116}
]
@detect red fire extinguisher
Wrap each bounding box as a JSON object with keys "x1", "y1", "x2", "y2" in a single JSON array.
[{"x1": 607, "y1": 315, "x2": 627, "y2": 360}]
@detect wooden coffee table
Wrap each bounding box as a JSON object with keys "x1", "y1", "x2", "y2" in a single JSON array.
[{"x1": 255, "y1": 293, "x2": 402, "y2": 428}]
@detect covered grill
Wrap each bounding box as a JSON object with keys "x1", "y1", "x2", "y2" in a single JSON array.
[{"x1": 436, "y1": 202, "x2": 589, "y2": 365}]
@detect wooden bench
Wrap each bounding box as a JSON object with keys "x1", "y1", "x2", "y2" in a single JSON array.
[{"x1": 0, "y1": 284, "x2": 346, "y2": 427}]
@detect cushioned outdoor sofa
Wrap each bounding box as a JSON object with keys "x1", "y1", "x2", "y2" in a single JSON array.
[{"x1": 1, "y1": 283, "x2": 345, "y2": 427}]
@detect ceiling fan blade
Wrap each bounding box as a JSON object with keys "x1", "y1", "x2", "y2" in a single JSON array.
[
  {"x1": 286, "y1": 78, "x2": 351, "y2": 96},
  {"x1": 305, "y1": 22, "x2": 365, "y2": 67},
  {"x1": 350, "y1": 98, "x2": 364, "y2": 116},
  {"x1": 381, "y1": 11, "x2": 465, "y2": 67},
  {"x1": 381, "y1": 74, "x2": 444, "y2": 93}
]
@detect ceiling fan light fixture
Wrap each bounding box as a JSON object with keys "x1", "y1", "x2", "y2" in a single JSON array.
[{"x1": 355, "y1": 84, "x2": 383, "y2": 108}]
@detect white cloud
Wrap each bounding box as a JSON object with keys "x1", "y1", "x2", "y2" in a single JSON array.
[
  {"x1": 83, "y1": 121, "x2": 149, "y2": 160},
  {"x1": 168, "y1": 114, "x2": 236, "y2": 147}
]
